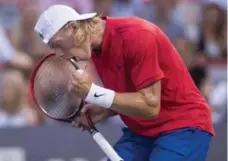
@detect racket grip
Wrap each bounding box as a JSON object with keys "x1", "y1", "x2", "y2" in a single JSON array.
[{"x1": 93, "y1": 132, "x2": 123, "y2": 161}]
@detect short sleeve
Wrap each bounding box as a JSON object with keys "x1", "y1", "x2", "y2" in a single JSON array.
[{"x1": 125, "y1": 30, "x2": 165, "y2": 90}]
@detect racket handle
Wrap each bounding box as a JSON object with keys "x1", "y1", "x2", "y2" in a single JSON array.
[{"x1": 92, "y1": 132, "x2": 123, "y2": 161}]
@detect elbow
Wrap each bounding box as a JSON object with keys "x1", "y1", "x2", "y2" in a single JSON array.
[
  {"x1": 147, "y1": 105, "x2": 160, "y2": 119},
  {"x1": 142, "y1": 96, "x2": 160, "y2": 119},
  {"x1": 142, "y1": 104, "x2": 160, "y2": 119},
  {"x1": 138, "y1": 81, "x2": 161, "y2": 119}
]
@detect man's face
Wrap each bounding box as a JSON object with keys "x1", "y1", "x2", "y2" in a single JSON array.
[{"x1": 49, "y1": 26, "x2": 92, "y2": 61}]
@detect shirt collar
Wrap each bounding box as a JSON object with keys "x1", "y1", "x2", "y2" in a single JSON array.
[{"x1": 93, "y1": 16, "x2": 113, "y2": 56}]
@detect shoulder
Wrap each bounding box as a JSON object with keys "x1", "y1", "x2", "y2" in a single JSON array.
[
  {"x1": 107, "y1": 17, "x2": 161, "y2": 58},
  {"x1": 108, "y1": 17, "x2": 157, "y2": 38},
  {"x1": 121, "y1": 28, "x2": 158, "y2": 59}
]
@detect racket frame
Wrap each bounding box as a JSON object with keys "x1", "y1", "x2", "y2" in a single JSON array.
[
  {"x1": 30, "y1": 54, "x2": 123, "y2": 161},
  {"x1": 30, "y1": 54, "x2": 84, "y2": 122}
]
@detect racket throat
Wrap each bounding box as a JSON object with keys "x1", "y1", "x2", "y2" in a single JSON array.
[
  {"x1": 69, "y1": 57, "x2": 80, "y2": 70},
  {"x1": 88, "y1": 127, "x2": 99, "y2": 135}
]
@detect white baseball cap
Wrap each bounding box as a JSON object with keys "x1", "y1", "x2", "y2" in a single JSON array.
[{"x1": 34, "y1": 5, "x2": 96, "y2": 44}]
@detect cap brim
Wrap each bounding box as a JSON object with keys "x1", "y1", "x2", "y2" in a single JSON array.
[{"x1": 73, "y1": 12, "x2": 97, "y2": 21}]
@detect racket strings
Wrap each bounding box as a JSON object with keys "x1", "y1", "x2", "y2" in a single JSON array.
[{"x1": 33, "y1": 56, "x2": 82, "y2": 119}]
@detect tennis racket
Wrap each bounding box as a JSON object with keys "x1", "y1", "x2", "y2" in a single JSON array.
[{"x1": 30, "y1": 54, "x2": 123, "y2": 161}]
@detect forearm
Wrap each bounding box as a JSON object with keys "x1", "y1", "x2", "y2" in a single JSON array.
[
  {"x1": 85, "y1": 83, "x2": 160, "y2": 119},
  {"x1": 110, "y1": 92, "x2": 159, "y2": 119}
]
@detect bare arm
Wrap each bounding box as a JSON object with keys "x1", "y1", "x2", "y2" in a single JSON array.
[{"x1": 110, "y1": 81, "x2": 161, "y2": 119}]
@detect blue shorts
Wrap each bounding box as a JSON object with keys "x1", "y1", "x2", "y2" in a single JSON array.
[{"x1": 108, "y1": 127, "x2": 212, "y2": 161}]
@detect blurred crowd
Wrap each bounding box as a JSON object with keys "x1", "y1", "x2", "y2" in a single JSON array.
[{"x1": 0, "y1": 0, "x2": 227, "y2": 128}]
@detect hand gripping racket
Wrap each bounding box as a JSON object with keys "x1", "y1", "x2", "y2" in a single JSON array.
[{"x1": 30, "y1": 54, "x2": 123, "y2": 161}]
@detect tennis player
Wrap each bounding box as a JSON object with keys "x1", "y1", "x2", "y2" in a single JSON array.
[{"x1": 35, "y1": 5, "x2": 214, "y2": 161}]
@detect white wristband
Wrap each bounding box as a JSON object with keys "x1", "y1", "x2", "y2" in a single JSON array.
[{"x1": 85, "y1": 83, "x2": 115, "y2": 108}]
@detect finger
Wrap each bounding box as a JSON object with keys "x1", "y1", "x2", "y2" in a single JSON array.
[
  {"x1": 72, "y1": 121, "x2": 79, "y2": 128},
  {"x1": 71, "y1": 77, "x2": 79, "y2": 86},
  {"x1": 81, "y1": 104, "x2": 98, "y2": 113},
  {"x1": 72, "y1": 116, "x2": 83, "y2": 126},
  {"x1": 80, "y1": 127, "x2": 86, "y2": 131},
  {"x1": 70, "y1": 80, "x2": 80, "y2": 94},
  {"x1": 72, "y1": 69, "x2": 84, "y2": 80},
  {"x1": 73, "y1": 122, "x2": 85, "y2": 130},
  {"x1": 81, "y1": 104, "x2": 91, "y2": 113}
]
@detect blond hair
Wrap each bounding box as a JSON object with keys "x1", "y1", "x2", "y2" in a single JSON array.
[{"x1": 63, "y1": 16, "x2": 102, "y2": 45}]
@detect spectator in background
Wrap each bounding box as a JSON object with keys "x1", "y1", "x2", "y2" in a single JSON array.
[
  {"x1": 6, "y1": 51, "x2": 34, "y2": 79},
  {"x1": 197, "y1": 3, "x2": 226, "y2": 59},
  {"x1": 220, "y1": 18, "x2": 227, "y2": 58},
  {"x1": 0, "y1": 69, "x2": 38, "y2": 128},
  {"x1": 202, "y1": 0, "x2": 227, "y2": 9},
  {"x1": 151, "y1": 0, "x2": 185, "y2": 39},
  {"x1": 38, "y1": 0, "x2": 94, "y2": 14},
  {"x1": 94, "y1": 0, "x2": 112, "y2": 16},
  {"x1": 172, "y1": 0, "x2": 202, "y2": 43},
  {"x1": 0, "y1": 0, "x2": 20, "y2": 36},
  {"x1": 173, "y1": 36, "x2": 212, "y2": 101},
  {"x1": 109, "y1": 0, "x2": 135, "y2": 17},
  {"x1": 0, "y1": 24, "x2": 33, "y2": 74},
  {"x1": 10, "y1": 1, "x2": 50, "y2": 59},
  {"x1": 209, "y1": 80, "x2": 227, "y2": 124},
  {"x1": 172, "y1": 36, "x2": 194, "y2": 69},
  {"x1": 132, "y1": 0, "x2": 155, "y2": 21},
  {"x1": 0, "y1": 25, "x2": 15, "y2": 65},
  {"x1": 189, "y1": 65, "x2": 212, "y2": 100}
]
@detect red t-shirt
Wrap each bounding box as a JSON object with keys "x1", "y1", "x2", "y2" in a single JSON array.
[{"x1": 92, "y1": 17, "x2": 214, "y2": 137}]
